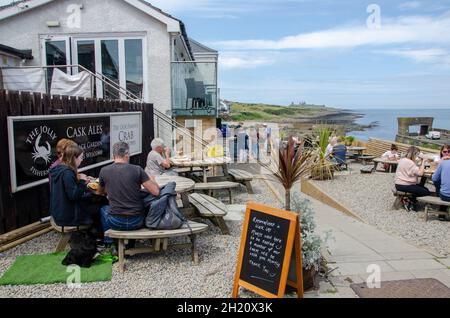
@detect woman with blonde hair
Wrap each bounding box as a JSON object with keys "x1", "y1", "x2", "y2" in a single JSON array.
[
  {"x1": 49, "y1": 144, "x2": 94, "y2": 227},
  {"x1": 395, "y1": 146, "x2": 431, "y2": 211}
]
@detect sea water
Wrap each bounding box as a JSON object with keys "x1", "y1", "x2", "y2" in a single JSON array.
[{"x1": 347, "y1": 108, "x2": 450, "y2": 142}]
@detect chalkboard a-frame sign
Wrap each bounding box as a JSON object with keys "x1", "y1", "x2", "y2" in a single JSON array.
[{"x1": 232, "y1": 202, "x2": 304, "y2": 298}]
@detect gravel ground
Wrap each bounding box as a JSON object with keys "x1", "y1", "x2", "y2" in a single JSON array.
[
  {"x1": 0, "y1": 180, "x2": 284, "y2": 298},
  {"x1": 312, "y1": 168, "x2": 450, "y2": 257}
]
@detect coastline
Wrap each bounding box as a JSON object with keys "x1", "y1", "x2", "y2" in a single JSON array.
[{"x1": 227, "y1": 104, "x2": 375, "y2": 136}]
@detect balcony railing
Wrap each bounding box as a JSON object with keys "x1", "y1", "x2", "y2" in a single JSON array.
[{"x1": 171, "y1": 61, "x2": 218, "y2": 117}]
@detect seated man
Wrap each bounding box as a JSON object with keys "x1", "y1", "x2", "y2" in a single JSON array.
[
  {"x1": 145, "y1": 138, "x2": 178, "y2": 177},
  {"x1": 331, "y1": 138, "x2": 348, "y2": 167},
  {"x1": 98, "y1": 142, "x2": 160, "y2": 245},
  {"x1": 432, "y1": 150, "x2": 450, "y2": 202}
]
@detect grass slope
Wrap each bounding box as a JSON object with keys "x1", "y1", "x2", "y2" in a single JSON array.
[{"x1": 230, "y1": 102, "x2": 334, "y2": 122}]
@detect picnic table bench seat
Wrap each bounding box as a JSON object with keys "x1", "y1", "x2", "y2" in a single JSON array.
[
  {"x1": 189, "y1": 193, "x2": 230, "y2": 235},
  {"x1": 417, "y1": 196, "x2": 450, "y2": 222},
  {"x1": 194, "y1": 181, "x2": 240, "y2": 204},
  {"x1": 50, "y1": 218, "x2": 90, "y2": 253},
  {"x1": 105, "y1": 221, "x2": 209, "y2": 273},
  {"x1": 174, "y1": 167, "x2": 205, "y2": 175},
  {"x1": 358, "y1": 155, "x2": 376, "y2": 165},
  {"x1": 360, "y1": 166, "x2": 375, "y2": 174},
  {"x1": 228, "y1": 169, "x2": 255, "y2": 194}
]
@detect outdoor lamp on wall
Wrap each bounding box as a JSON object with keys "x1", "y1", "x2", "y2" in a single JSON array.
[{"x1": 46, "y1": 21, "x2": 61, "y2": 27}]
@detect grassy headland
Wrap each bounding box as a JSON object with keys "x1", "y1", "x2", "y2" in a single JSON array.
[{"x1": 228, "y1": 102, "x2": 344, "y2": 122}]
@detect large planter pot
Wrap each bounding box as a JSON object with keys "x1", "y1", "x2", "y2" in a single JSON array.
[
  {"x1": 311, "y1": 164, "x2": 334, "y2": 181},
  {"x1": 287, "y1": 253, "x2": 319, "y2": 291}
]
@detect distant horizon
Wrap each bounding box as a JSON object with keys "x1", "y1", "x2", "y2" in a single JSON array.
[
  {"x1": 1, "y1": 0, "x2": 450, "y2": 108},
  {"x1": 223, "y1": 100, "x2": 450, "y2": 111}
]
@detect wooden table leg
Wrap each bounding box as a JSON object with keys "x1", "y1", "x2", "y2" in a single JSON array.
[
  {"x1": 216, "y1": 217, "x2": 230, "y2": 235},
  {"x1": 229, "y1": 189, "x2": 233, "y2": 204},
  {"x1": 190, "y1": 234, "x2": 199, "y2": 265},
  {"x1": 203, "y1": 167, "x2": 208, "y2": 183},
  {"x1": 55, "y1": 233, "x2": 71, "y2": 253},
  {"x1": 223, "y1": 164, "x2": 229, "y2": 179},
  {"x1": 118, "y1": 239, "x2": 125, "y2": 273},
  {"x1": 181, "y1": 192, "x2": 191, "y2": 208}
]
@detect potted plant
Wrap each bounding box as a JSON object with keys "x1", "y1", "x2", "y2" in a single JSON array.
[
  {"x1": 260, "y1": 136, "x2": 333, "y2": 291},
  {"x1": 345, "y1": 136, "x2": 356, "y2": 146},
  {"x1": 288, "y1": 194, "x2": 333, "y2": 291},
  {"x1": 310, "y1": 127, "x2": 335, "y2": 180},
  {"x1": 261, "y1": 136, "x2": 314, "y2": 210}
]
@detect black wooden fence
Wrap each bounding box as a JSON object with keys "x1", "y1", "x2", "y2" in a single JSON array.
[{"x1": 0, "y1": 90, "x2": 154, "y2": 234}]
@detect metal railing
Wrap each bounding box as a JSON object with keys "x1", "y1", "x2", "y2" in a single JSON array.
[{"x1": 0, "y1": 64, "x2": 210, "y2": 150}]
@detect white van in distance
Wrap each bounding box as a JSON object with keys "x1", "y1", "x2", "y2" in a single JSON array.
[{"x1": 425, "y1": 131, "x2": 441, "y2": 140}]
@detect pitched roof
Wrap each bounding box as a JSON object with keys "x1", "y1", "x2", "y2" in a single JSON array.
[
  {"x1": 189, "y1": 38, "x2": 218, "y2": 54},
  {"x1": 0, "y1": 0, "x2": 31, "y2": 11},
  {"x1": 135, "y1": 0, "x2": 193, "y2": 59},
  {"x1": 0, "y1": 43, "x2": 33, "y2": 59},
  {"x1": 0, "y1": 0, "x2": 194, "y2": 59}
]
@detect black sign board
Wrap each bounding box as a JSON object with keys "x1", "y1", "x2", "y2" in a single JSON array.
[
  {"x1": 233, "y1": 202, "x2": 304, "y2": 298},
  {"x1": 8, "y1": 113, "x2": 142, "y2": 193}
]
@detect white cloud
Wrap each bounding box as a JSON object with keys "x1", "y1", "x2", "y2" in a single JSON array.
[
  {"x1": 219, "y1": 54, "x2": 273, "y2": 70},
  {"x1": 213, "y1": 14, "x2": 450, "y2": 50},
  {"x1": 398, "y1": 1, "x2": 422, "y2": 10},
  {"x1": 378, "y1": 48, "x2": 450, "y2": 66}
]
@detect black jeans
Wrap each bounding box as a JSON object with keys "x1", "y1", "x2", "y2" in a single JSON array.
[{"x1": 395, "y1": 184, "x2": 431, "y2": 199}]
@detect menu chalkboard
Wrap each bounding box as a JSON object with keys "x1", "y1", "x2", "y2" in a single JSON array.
[{"x1": 233, "y1": 203, "x2": 304, "y2": 298}]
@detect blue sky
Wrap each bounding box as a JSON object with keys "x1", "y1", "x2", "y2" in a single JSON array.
[
  {"x1": 2, "y1": 0, "x2": 450, "y2": 109},
  {"x1": 148, "y1": 0, "x2": 450, "y2": 109}
]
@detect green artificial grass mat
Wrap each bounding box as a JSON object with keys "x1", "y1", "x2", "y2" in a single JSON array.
[{"x1": 0, "y1": 253, "x2": 112, "y2": 286}]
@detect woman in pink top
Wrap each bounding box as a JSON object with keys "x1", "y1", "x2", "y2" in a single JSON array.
[{"x1": 395, "y1": 146, "x2": 431, "y2": 208}]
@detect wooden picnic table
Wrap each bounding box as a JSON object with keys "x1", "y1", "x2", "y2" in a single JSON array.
[
  {"x1": 152, "y1": 175, "x2": 195, "y2": 208},
  {"x1": 420, "y1": 168, "x2": 436, "y2": 187},
  {"x1": 373, "y1": 157, "x2": 399, "y2": 173},
  {"x1": 170, "y1": 157, "x2": 232, "y2": 183},
  {"x1": 347, "y1": 146, "x2": 367, "y2": 161},
  {"x1": 347, "y1": 146, "x2": 367, "y2": 154},
  {"x1": 154, "y1": 175, "x2": 195, "y2": 193}
]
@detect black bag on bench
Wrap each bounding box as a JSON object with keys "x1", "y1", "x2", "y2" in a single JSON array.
[{"x1": 143, "y1": 182, "x2": 187, "y2": 230}]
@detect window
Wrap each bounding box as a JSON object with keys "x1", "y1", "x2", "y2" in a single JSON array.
[
  {"x1": 101, "y1": 40, "x2": 120, "y2": 99},
  {"x1": 77, "y1": 40, "x2": 96, "y2": 73},
  {"x1": 125, "y1": 39, "x2": 143, "y2": 99}
]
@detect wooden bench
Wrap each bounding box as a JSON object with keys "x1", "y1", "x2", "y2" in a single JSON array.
[
  {"x1": 358, "y1": 155, "x2": 376, "y2": 165},
  {"x1": 189, "y1": 193, "x2": 230, "y2": 235},
  {"x1": 417, "y1": 196, "x2": 450, "y2": 222},
  {"x1": 360, "y1": 166, "x2": 375, "y2": 174},
  {"x1": 391, "y1": 188, "x2": 414, "y2": 210},
  {"x1": 174, "y1": 167, "x2": 207, "y2": 177},
  {"x1": 228, "y1": 169, "x2": 255, "y2": 194},
  {"x1": 194, "y1": 181, "x2": 240, "y2": 204},
  {"x1": 105, "y1": 221, "x2": 209, "y2": 273},
  {"x1": 364, "y1": 138, "x2": 439, "y2": 158},
  {"x1": 50, "y1": 218, "x2": 90, "y2": 253}
]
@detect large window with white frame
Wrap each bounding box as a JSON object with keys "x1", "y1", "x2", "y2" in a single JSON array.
[{"x1": 41, "y1": 35, "x2": 146, "y2": 100}]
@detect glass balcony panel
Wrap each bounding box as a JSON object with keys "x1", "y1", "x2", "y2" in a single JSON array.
[{"x1": 171, "y1": 62, "x2": 218, "y2": 117}]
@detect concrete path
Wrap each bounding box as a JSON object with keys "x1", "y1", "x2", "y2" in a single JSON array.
[
  {"x1": 305, "y1": 195, "x2": 450, "y2": 298},
  {"x1": 228, "y1": 175, "x2": 449, "y2": 298}
]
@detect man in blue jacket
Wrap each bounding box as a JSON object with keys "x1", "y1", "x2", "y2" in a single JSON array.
[{"x1": 432, "y1": 156, "x2": 450, "y2": 202}]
